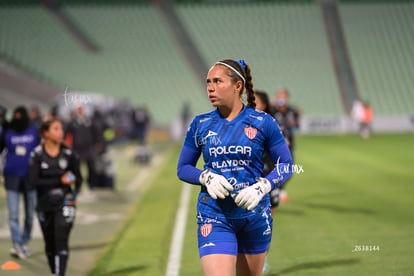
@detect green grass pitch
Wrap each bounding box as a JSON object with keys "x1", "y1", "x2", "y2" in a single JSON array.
[{"x1": 89, "y1": 133, "x2": 414, "y2": 275}]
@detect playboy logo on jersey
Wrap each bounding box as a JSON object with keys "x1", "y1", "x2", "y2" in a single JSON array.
[
  {"x1": 200, "y1": 224, "x2": 212, "y2": 237},
  {"x1": 244, "y1": 126, "x2": 257, "y2": 139},
  {"x1": 212, "y1": 159, "x2": 252, "y2": 170}
]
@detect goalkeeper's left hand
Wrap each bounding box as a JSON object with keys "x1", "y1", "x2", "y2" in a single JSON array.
[{"x1": 234, "y1": 178, "x2": 271, "y2": 210}]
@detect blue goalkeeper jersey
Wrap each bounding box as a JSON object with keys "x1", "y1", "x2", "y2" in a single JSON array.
[{"x1": 178, "y1": 106, "x2": 292, "y2": 218}]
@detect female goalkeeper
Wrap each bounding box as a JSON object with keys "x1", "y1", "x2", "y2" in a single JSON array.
[{"x1": 177, "y1": 59, "x2": 293, "y2": 276}]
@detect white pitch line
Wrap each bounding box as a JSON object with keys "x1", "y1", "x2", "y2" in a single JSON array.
[{"x1": 165, "y1": 183, "x2": 191, "y2": 276}]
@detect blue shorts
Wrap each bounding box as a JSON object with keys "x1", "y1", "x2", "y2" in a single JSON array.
[{"x1": 197, "y1": 207, "x2": 273, "y2": 257}]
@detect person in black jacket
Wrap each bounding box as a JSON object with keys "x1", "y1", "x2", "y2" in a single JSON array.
[
  {"x1": 271, "y1": 88, "x2": 301, "y2": 203},
  {"x1": 29, "y1": 118, "x2": 82, "y2": 276},
  {"x1": 65, "y1": 105, "x2": 96, "y2": 189}
]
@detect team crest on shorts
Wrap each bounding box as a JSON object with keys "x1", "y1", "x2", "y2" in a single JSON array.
[
  {"x1": 244, "y1": 126, "x2": 257, "y2": 139},
  {"x1": 200, "y1": 223, "x2": 212, "y2": 237}
]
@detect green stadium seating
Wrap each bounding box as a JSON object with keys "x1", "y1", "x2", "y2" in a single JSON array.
[
  {"x1": 0, "y1": 4, "x2": 208, "y2": 125},
  {"x1": 176, "y1": 2, "x2": 343, "y2": 116},
  {"x1": 340, "y1": 3, "x2": 414, "y2": 115}
]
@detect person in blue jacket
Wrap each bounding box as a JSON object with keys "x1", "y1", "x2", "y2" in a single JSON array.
[
  {"x1": 0, "y1": 106, "x2": 40, "y2": 259},
  {"x1": 177, "y1": 59, "x2": 293, "y2": 276}
]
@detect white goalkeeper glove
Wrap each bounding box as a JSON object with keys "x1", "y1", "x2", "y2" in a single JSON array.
[
  {"x1": 199, "y1": 169, "x2": 234, "y2": 199},
  {"x1": 234, "y1": 178, "x2": 272, "y2": 210}
]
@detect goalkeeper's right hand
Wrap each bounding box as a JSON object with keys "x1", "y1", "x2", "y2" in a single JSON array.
[{"x1": 199, "y1": 169, "x2": 233, "y2": 199}]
